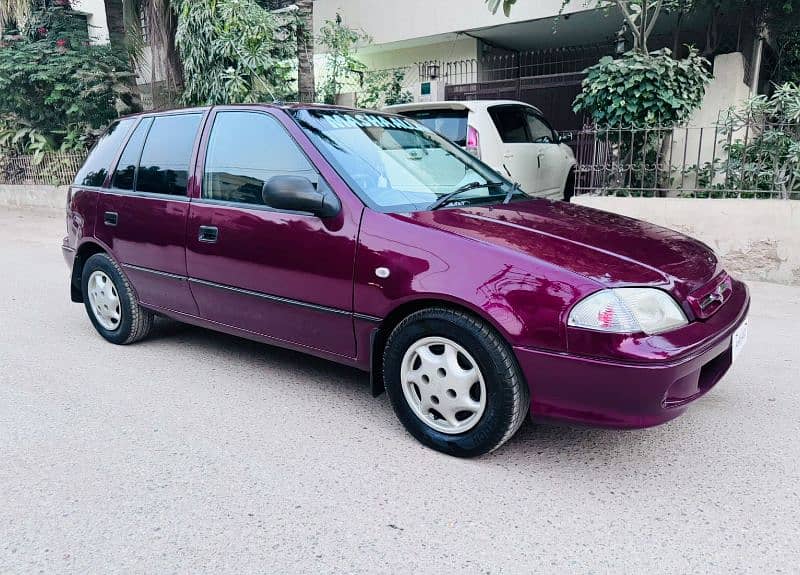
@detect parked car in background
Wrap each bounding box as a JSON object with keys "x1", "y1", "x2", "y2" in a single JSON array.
[
  {"x1": 63, "y1": 104, "x2": 749, "y2": 458},
  {"x1": 384, "y1": 100, "x2": 577, "y2": 201}
]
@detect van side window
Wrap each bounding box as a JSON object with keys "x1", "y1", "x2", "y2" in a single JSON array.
[
  {"x1": 111, "y1": 118, "x2": 152, "y2": 191},
  {"x1": 73, "y1": 118, "x2": 136, "y2": 187},
  {"x1": 136, "y1": 113, "x2": 203, "y2": 197},
  {"x1": 203, "y1": 111, "x2": 317, "y2": 206},
  {"x1": 525, "y1": 112, "x2": 557, "y2": 144},
  {"x1": 489, "y1": 106, "x2": 529, "y2": 144}
]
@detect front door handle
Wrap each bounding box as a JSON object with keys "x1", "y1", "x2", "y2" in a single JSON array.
[
  {"x1": 104, "y1": 211, "x2": 118, "y2": 227},
  {"x1": 537, "y1": 152, "x2": 545, "y2": 169},
  {"x1": 198, "y1": 225, "x2": 219, "y2": 243}
]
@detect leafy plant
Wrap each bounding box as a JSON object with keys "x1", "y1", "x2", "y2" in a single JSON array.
[
  {"x1": 710, "y1": 82, "x2": 800, "y2": 198},
  {"x1": 318, "y1": 14, "x2": 370, "y2": 105},
  {"x1": 574, "y1": 47, "x2": 710, "y2": 126},
  {"x1": 174, "y1": 0, "x2": 297, "y2": 105},
  {"x1": 0, "y1": 3, "x2": 137, "y2": 155},
  {"x1": 359, "y1": 69, "x2": 413, "y2": 110}
]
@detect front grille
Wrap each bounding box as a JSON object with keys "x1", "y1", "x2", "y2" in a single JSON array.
[{"x1": 686, "y1": 272, "x2": 733, "y2": 320}]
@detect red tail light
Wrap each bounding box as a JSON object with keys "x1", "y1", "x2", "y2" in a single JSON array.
[{"x1": 466, "y1": 125, "x2": 481, "y2": 159}]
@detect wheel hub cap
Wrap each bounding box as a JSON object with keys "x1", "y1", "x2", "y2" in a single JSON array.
[
  {"x1": 400, "y1": 336, "x2": 487, "y2": 435},
  {"x1": 87, "y1": 271, "x2": 122, "y2": 331}
]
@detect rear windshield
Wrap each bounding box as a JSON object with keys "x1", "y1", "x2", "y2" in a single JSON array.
[{"x1": 398, "y1": 109, "x2": 468, "y2": 147}]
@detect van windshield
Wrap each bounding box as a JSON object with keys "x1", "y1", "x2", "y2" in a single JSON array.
[{"x1": 292, "y1": 109, "x2": 525, "y2": 212}]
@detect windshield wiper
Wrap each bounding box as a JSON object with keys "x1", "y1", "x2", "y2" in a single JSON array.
[
  {"x1": 429, "y1": 181, "x2": 505, "y2": 211},
  {"x1": 503, "y1": 182, "x2": 522, "y2": 204}
]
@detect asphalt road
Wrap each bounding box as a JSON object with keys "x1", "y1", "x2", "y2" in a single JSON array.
[{"x1": 1, "y1": 207, "x2": 799, "y2": 574}]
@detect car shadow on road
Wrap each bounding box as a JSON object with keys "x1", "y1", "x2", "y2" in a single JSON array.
[{"x1": 146, "y1": 316, "x2": 673, "y2": 465}]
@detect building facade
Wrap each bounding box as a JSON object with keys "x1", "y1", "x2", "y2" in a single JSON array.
[{"x1": 313, "y1": 0, "x2": 766, "y2": 131}]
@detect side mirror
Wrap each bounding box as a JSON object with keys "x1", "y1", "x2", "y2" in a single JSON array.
[
  {"x1": 558, "y1": 131, "x2": 574, "y2": 144},
  {"x1": 262, "y1": 176, "x2": 341, "y2": 218}
]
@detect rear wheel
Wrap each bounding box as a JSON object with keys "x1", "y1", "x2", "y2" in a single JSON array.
[
  {"x1": 383, "y1": 308, "x2": 529, "y2": 457},
  {"x1": 81, "y1": 253, "x2": 153, "y2": 345}
]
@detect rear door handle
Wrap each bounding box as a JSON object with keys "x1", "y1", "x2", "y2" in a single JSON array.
[
  {"x1": 104, "y1": 211, "x2": 118, "y2": 227},
  {"x1": 198, "y1": 225, "x2": 219, "y2": 243}
]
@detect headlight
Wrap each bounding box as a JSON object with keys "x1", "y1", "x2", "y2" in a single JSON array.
[{"x1": 568, "y1": 288, "x2": 688, "y2": 335}]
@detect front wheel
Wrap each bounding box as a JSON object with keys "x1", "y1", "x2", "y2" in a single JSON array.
[{"x1": 383, "y1": 308, "x2": 530, "y2": 457}]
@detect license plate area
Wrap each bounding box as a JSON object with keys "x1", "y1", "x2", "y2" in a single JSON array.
[{"x1": 732, "y1": 318, "x2": 748, "y2": 363}]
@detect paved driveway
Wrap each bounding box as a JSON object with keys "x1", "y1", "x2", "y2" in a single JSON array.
[{"x1": 1, "y1": 207, "x2": 798, "y2": 574}]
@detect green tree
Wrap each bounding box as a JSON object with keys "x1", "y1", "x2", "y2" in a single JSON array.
[
  {"x1": 0, "y1": 2, "x2": 137, "y2": 155},
  {"x1": 174, "y1": 0, "x2": 296, "y2": 105},
  {"x1": 359, "y1": 69, "x2": 413, "y2": 109},
  {"x1": 318, "y1": 14, "x2": 370, "y2": 105}
]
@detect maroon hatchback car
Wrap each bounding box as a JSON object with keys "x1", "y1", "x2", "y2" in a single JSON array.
[{"x1": 63, "y1": 104, "x2": 749, "y2": 457}]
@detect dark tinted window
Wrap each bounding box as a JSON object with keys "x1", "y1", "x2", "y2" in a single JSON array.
[
  {"x1": 111, "y1": 118, "x2": 152, "y2": 191},
  {"x1": 400, "y1": 110, "x2": 468, "y2": 146},
  {"x1": 73, "y1": 118, "x2": 136, "y2": 187},
  {"x1": 525, "y1": 112, "x2": 557, "y2": 144},
  {"x1": 136, "y1": 114, "x2": 202, "y2": 196},
  {"x1": 203, "y1": 112, "x2": 317, "y2": 206},
  {"x1": 489, "y1": 106, "x2": 529, "y2": 143}
]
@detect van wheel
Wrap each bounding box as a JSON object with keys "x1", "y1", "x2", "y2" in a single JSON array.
[
  {"x1": 563, "y1": 170, "x2": 576, "y2": 202},
  {"x1": 81, "y1": 253, "x2": 153, "y2": 345},
  {"x1": 383, "y1": 308, "x2": 529, "y2": 457}
]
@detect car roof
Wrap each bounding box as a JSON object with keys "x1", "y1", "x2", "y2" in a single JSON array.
[
  {"x1": 119, "y1": 102, "x2": 410, "y2": 120},
  {"x1": 383, "y1": 100, "x2": 543, "y2": 115}
]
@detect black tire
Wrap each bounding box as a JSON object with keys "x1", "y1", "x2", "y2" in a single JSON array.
[
  {"x1": 383, "y1": 308, "x2": 529, "y2": 457},
  {"x1": 81, "y1": 253, "x2": 153, "y2": 345},
  {"x1": 563, "y1": 169, "x2": 576, "y2": 202}
]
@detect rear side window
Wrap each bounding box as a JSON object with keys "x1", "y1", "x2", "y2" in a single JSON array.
[
  {"x1": 489, "y1": 106, "x2": 529, "y2": 144},
  {"x1": 111, "y1": 118, "x2": 152, "y2": 191},
  {"x1": 203, "y1": 111, "x2": 317, "y2": 206},
  {"x1": 73, "y1": 118, "x2": 136, "y2": 187},
  {"x1": 137, "y1": 113, "x2": 203, "y2": 197},
  {"x1": 399, "y1": 110, "x2": 468, "y2": 147}
]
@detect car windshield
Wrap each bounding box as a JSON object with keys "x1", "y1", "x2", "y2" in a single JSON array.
[{"x1": 292, "y1": 109, "x2": 527, "y2": 212}]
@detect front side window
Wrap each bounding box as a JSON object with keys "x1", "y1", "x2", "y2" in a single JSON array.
[
  {"x1": 489, "y1": 106, "x2": 530, "y2": 144},
  {"x1": 525, "y1": 112, "x2": 557, "y2": 144},
  {"x1": 203, "y1": 111, "x2": 317, "y2": 206},
  {"x1": 136, "y1": 113, "x2": 202, "y2": 197},
  {"x1": 293, "y1": 109, "x2": 523, "y2": 212},
  {"x1": 73, "y1": 118, "x2": 136, "y2": 187}
]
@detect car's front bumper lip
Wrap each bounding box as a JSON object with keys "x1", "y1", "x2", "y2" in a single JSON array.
[{"x1": 515, "y1": 285, "x2": 750, "y2": 429}]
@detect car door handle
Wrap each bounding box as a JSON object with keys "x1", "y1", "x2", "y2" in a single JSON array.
[
  {"x1": 503, "y1": 152, "x2": 514, "y2": 159},
  {"x1": 198, "y1": 225, "x2": 219, "y2": 243},
  {"x1": 103, "y1": 211, "x2": 118, "y2": 227}
]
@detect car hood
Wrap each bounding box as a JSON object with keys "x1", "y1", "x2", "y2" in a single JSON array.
[{"x1": 399, "y1": 199, "x2": 721, "y2": 299}]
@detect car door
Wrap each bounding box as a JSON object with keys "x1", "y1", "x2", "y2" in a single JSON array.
[
  {"x1": 487, "y1": 105, "x2": 544, "y2": 196},
  {"x1": 523, "y1": 110, "x2": 565, "y2": 198},
  {"x1": 96, "y1": 111, "x2": 205, "y2": 315},
  {"x1": 185, "y1": 109, "x2": 359, "y2": 358}
]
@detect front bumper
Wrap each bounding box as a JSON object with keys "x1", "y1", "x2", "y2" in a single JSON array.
[{"x1": 515, "y1": 281, "x2": 750, "y2": 428}]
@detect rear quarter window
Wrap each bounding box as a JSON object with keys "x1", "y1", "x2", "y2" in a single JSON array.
[
  {"x1": 73, "y1": 118, "x2": 137, "y2": 187},
  {"x1": 399, "y1": 110, "x2": 468, "y2": 147}
]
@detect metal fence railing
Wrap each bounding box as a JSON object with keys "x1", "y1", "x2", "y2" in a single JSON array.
[
  {"x1": 573, "y1": 121, "x2": 800, "y2": 199},
  {"x1": 0, "y1": 152, "x2": 86, "y2": 186}
]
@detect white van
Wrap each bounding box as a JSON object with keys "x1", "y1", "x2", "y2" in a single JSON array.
[{"x1": 384, "y1": 100, "x2": 576, "y2": 200}]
